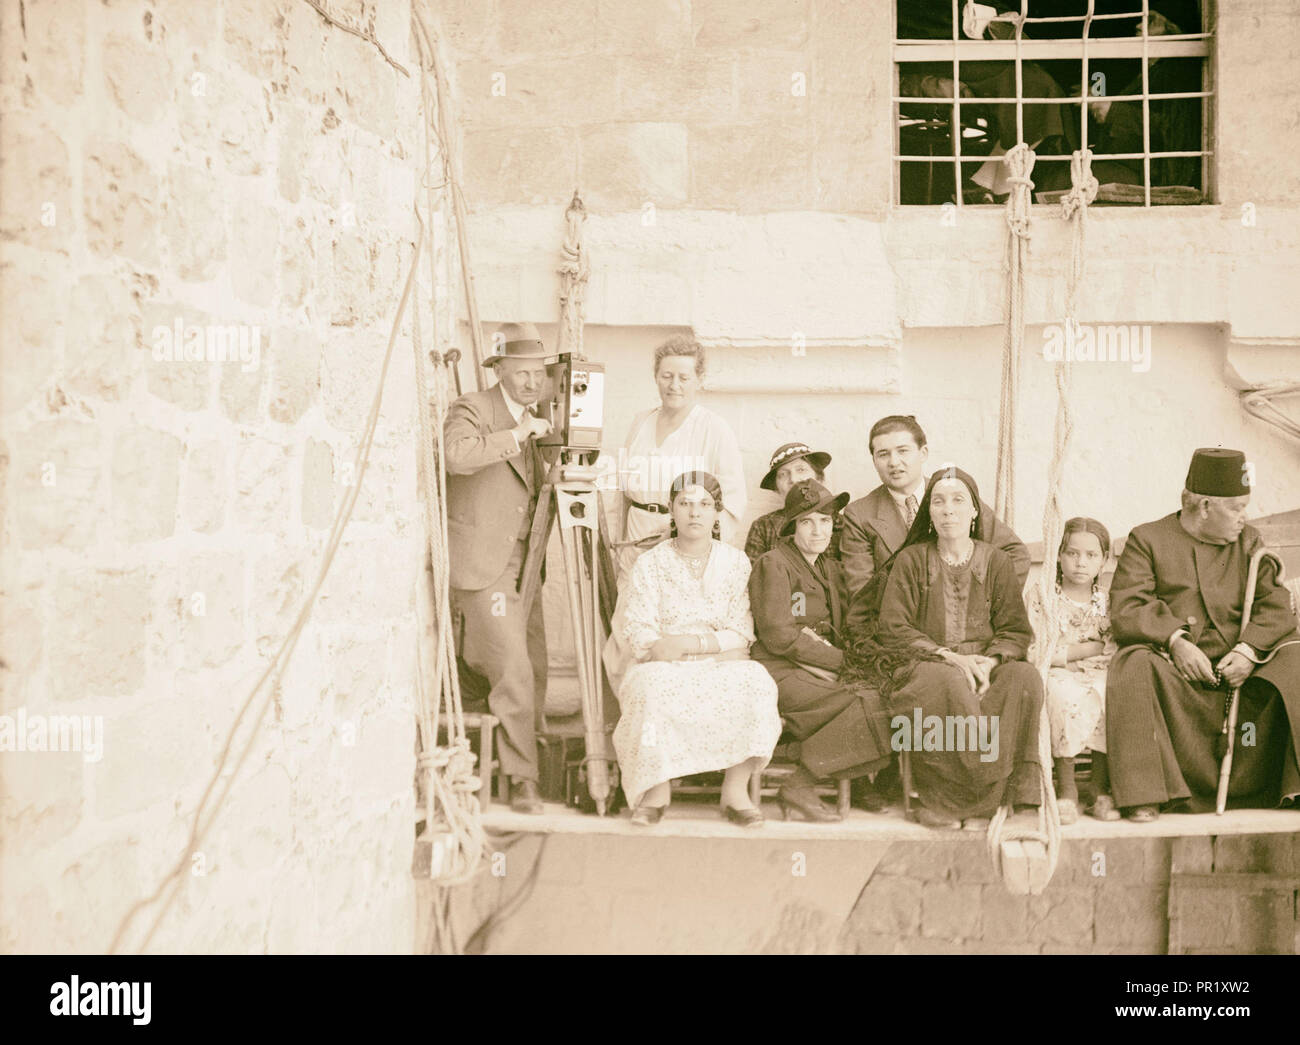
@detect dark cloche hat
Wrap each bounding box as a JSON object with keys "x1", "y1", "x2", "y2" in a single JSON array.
[
  {"x1": 779, "y1": 479, "x2": 850, "y2": 537},
  {"x1": 483, "y1": 321, "x2": 552, "y2": 367},
  {"x1": 760, "y1": 442, "x2": 833, "y2": 492},
  {"x1": 1185, "y1": 447, "x2": 1249, "y2": 497}
]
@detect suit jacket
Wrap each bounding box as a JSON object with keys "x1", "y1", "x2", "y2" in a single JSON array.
[
  {"x1": 839, "y1": 484, "x2": 1030, "y2": 601},
  {"x1": 877, "y1": 541, "x2": 1034, "y2": 661},
  {"x1": 749, "y1": 538, "x2": 849, "y2": 672},
  {"x1": 1110, "y1": 513, "x2": 1300, "y2": 663},
  {"x1": 443, "y1": 383, "x2": 542, "y2": 592}
]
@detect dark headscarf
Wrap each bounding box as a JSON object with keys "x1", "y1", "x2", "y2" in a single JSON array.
[{"x1": 838, "y1": 466, "x2": 990, "y2": 698}]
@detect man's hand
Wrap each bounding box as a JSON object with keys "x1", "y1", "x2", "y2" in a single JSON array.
[
  {"x1": 1215, "y1": 651, "x2": 1254, "y2": 689},
  {"x1": 514, "y1": 412, "x2": 552, "y2": 443},
  {"x1": 1170, "y1": 635, "x2": 1217, "y2": 686}
]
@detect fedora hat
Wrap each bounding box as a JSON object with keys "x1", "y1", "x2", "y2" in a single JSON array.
[
  {"x1": 482, "y1": 321, "x2": 552, "y2": 367},
  {"x1": 760, "y1": 442, "x2": 833, "y2": 492},
  {"x1": 779, "y1": 479, "x2": 850, "y2": 537}
]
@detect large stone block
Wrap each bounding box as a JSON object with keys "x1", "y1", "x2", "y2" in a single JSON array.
[
  {"x1": 980, "y1": 884, "x2": 1030, "y2": 942},
  {"x1": 579, "y1": 123, "x2": 688, "y2": 210},
  {"x1": 0, "y1": 262, "x2": 64, "y2": 414},
  {"x1": 164, "y1": 162, "x2": 227, "y2": 281},
  {"x1": 920, "y1": 880, "x2": 981, "y2": 940},
  {"x1": 616, "y1": 54, "x2": 735, "y2": 123},
  {"x1": 1027, "y1": 889, "x2": 1095, "y2": 947},
  {"x1": 1094, "y1": 886, "x2": 1168, "y2": 950},
  {"x1": 0, "y1": 112, "x2": 74, "y2": 251},
  {"x1": 0, "y1": 0, "x2": 85, "y2": 107},
  {"x1": 230, "y1": 197, "x2": 278, "y2": 307},
  {"x1": 813, "y1": 113, "x2": 891, "y2": 216},
  {"x1": 0, "y1": 750, "x2": 85, "y2": 848},
  {"x1": 102, "y1": 33, "x2": 172, "y2": 124},
  {"x1": 327, "y1": 231, "x2": 370, "y2": 328},
  {"x1": 268, "y1": 329, "x2": 320, "y2": 424},
  {"x1": 93, "y1": 693, "x2": 216, "y2": 819},
  {"x1": 223, "y1": 0, "x2": 287, "y2": 80},
  {"x1": 112, "y1": 426, "x2": 181, "y2": 543},
  {"x1": 49, "y1": 568, "x2": 149, "y2": 701},
  {"x1": 690, "y1": 121, "x2": 813, "y2": 210},
  {"x1": 65, "y1": 275, "x2": 140, "y2": 402},
  {"x1": 809, "y1": 0, "x2": 887, "y2": 96},
  {"x1": 14, "y1": 419, "x2": 103, "y2": 550},
  {"x1": 182, "y1": 439, "x2": 228, "y2": 534},
  {"x1": 234, "y1": 436, "x2": 292, "y2": 533},
  {"x1": 321, "y1": 327, "x2": 383, "y2": 432},
  {"x1": 851, "y1": 874, "x2": 921, "y2": 937},
  {"x1": 177, "y1": 71, "x2": 271, "y2": 176},
  {"x1": 428, "y1": 0, "x2": 495, "y2": 53},
  {"x1": 1234, "y1": 888, "x2": 1295, "y2": 954},
  {"x1": 461, "y1": 126, "x2": 579, "y2": 206},
  {"x1": 302, "y1": 438, "x2": 335, "y2": 528},
  {"x1": 279, "y1": 215, "x2": 318, "y2": 306},
  {"x1": 597, "y1": 0, "x2": 690, "y2": 51},
  {"x1": 141, "y1": 303, "x2": 214, "y2": 411},
  {"x1": 735, "y1": 53, "x2": 810, "y2": 120},
  {"x1": 176, "y1": 552, "x2": 247, "y2": 670},
  {"x1": 220, "y1": 335, "x2": 267, "y2": 424},
  {"x1": 457, "y1": 56, "x2": 622, "y2": 130},
  {"x1": 693, "y1": 0, "x2": 810, "y2": 50},
  {"x1": 84, "y1": 140, "x2": 159, "y2": 266},
  {"x1": 1213, "y1": 833, "x2": 1296, "y2": 875},
  {"x1": 497, "y1": 0, "x2": 598, "y2": 56}
]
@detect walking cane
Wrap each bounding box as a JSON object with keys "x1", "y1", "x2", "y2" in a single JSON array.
[{"x1": 1215, "y1": 546, "x2": 1273, "y2": 814}]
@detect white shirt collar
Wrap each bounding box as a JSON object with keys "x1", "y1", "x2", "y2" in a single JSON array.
[
  {"x1": 887, "y1": 476, "x2": 927, "y2": 510},
  {"x1": 499, "y1": 384, "x2": 529, "y2": 423}
]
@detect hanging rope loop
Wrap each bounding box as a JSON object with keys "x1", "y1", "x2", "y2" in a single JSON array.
[{"x1": 1060, "y1": 148, "x2": 1099, "y2": 220}]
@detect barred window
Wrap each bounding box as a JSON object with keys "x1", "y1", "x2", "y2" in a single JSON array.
[{"x1": 894, "y1": 1, "x2": 1213, "y2": 207}]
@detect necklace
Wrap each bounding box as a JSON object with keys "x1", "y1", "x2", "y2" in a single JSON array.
[
  {"x1": 939, "y1": 543, "x2": 973, "y2": 568},
  {"x1": 672, "y1": 538, "x2": 710, "y2": 575}
]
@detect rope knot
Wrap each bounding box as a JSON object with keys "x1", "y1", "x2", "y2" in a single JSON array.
[{"x1": 1060, "y1": 150, "x2": 1099, "y2": 220}]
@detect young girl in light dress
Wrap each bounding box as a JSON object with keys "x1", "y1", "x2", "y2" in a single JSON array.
[{"x1": 1026, "y1": 517, "x2": 1120, "y2": 824}]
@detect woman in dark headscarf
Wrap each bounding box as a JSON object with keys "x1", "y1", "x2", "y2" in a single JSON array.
[{"x1": 818, "y1": 466, "x2": 1044, "y2": 829}]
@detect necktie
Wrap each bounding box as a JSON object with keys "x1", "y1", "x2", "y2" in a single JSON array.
[{"x1": 904, "y1": 494, "x2": 919, "y2": 528}]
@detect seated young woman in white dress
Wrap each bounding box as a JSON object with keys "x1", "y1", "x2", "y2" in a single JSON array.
[{"x1": 604, "y1": 471, "x2": 782, "y2": 827}]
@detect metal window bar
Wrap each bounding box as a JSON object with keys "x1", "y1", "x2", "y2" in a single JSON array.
[{"x1": 894, "y1": 0, "x2": 1212, "y2": 207}]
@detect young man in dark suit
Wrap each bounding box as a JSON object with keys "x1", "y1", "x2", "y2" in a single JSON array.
[
  {"x1": 443, "y1": 323, "x2": 554, "y2": 813},
  {"x1": 839, "y1": 415, "x2": 1030, "y2": 604}
]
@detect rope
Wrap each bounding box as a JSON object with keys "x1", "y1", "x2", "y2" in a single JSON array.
[
  {"x1": 986, "y1": 150, "x2": 1098, "y2": 892},
  {"x1": 409, "y1": 6, "x2": 486, "y2": 900},
  {"x1": 557, "y1": 191, "x2": 590, "y2": 360},
  {"x1": 992, "y1": 143, "x2": 1036, "y2": 528}
]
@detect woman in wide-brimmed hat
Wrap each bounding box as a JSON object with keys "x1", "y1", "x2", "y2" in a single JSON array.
[
  {"x1": 744, "y1": 442, "x2": 841, "y2": 563},
  {"x1": 749, "y1": 480, "x2": 895, "y2": 821}
]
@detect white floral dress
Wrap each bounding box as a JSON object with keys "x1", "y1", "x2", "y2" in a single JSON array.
[
  {"x1": 603, "y1": 540, "x2": 781, "y2": 808},
  {"x1": 1027, "y1": 584, "x2": 1117, "y2": 758}
]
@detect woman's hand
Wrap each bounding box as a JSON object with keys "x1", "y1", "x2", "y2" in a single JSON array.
[
  {"x1": 939, "y1": 650, "x2": 990, "y2": 695},
  {"x1": 648, "y1": 634, "x2": 714, "y2": 662}
]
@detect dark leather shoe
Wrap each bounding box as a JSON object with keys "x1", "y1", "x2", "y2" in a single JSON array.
[
  {"x1": 510, "y1": 780, "x2": 543, "y2": 814},
  {"x1": 722, "y1": 805, "x2": 764, "y2": 828},
  {"x1": 777, "y1": 784, "x2": 841, "y2": 822}
]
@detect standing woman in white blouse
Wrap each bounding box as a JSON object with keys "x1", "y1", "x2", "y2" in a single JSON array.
[{"x1": 610, "y1": 335, "x2": 747, "y2": 581}]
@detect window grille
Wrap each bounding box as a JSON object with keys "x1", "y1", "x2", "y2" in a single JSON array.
[{"x1": 894, "y1": 1, "x2": 1213, "y2": 207}]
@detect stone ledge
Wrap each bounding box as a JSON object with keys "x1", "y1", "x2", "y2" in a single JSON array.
[{"x1": 472, "y1": 802, "x2": 1300, "y2": 842}]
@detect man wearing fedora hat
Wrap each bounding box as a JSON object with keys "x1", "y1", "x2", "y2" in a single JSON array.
[
  {"x1": 443, "y1": 322, "x2": 555, "y2": 813},
  {"x1": 1106, "y1": 447, "x2": 1300, "y2": 821}
]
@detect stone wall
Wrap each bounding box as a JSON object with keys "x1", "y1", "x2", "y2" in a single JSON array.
[
  {"x1": 1, "y1": 0, "x2": 443, "y2": 953},
  {"x1": 436, "y1": 831, "x2": 1297, "y2": 954},
  {"x1": 440, "y1": 0, "x2": 1300, "y2": 544}
]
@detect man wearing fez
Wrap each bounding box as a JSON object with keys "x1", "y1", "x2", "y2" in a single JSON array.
[
  {"x1": 444, "y1": 323, "x2": 554, "y2": 814},
  {"x1": 1107, "y1": 448, "x2": 1300, "y2": 821}
]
